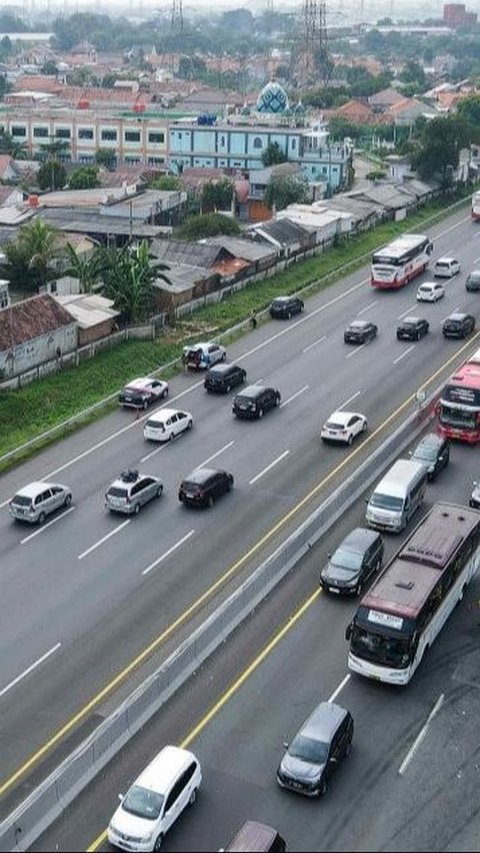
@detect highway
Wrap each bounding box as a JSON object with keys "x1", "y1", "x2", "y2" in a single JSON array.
[
  {"x1": 32, "y1": 432, "x2": 480, "y2": 852},
  {"x1": 0, "y1": 204, "x2": 479, "y2": 812}
]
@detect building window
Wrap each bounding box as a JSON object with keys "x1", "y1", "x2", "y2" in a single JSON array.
[
  {"x1": 11, "y1": 126, "x2": 26, "y2": 137},
  {"x1": 101, "y1": 129, "x2": 117, "y2": 141},
  {"x1": 125, "y1": 131, "x2": 141, "y2": 143},
  {"x1": 148, "y1": 157, "x2": 165, "y2": 165},
  {"x1": 33, "y1": 127, "x2": 49, "y2": 138},
  {"x1": 322, "y1": 166, "x2": 328, "y2": 174},
  {"x1": 78, "y1": 128, "x2": 94, "y2": 140},
  {"x1": 291, "y1": 139, "x2": 296, "y2": 150},
  {"x1": 148, "y1": 132, "x2": 164, "y2": 144},
  {"x1": 253, "y1": 137, "x2": 263, "y2": 149},
  {"x1": 55, "y1": 128, "x2": 71, "y2": 139},
  {"x1": 125, "y1": 156, "x2": 141, "y2": 164}
]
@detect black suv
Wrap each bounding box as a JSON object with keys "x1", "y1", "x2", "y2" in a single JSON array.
[
  {"x1": 396, "y1": 316, "x2": 429, "y2": 341},
  {"x1": 178, "y1": 467, "x2": 234, "y2": 508},
  {"x1": 442, "y1": 312, "x2": 475, "y2": 339},
  {"x1": 410, "y1": 432, "x2": 450, "y2": 480},
  {"x1": 204, "y1": 363, "x2": 247, "y2": 394},
  {"x1": 269, "y1": 296, "x2": 304, "y2": 319},
  {"x1": 276, "y1": 701, "x2": 354, "y2": 797},
  {"x1": 344, "y1": 320, "x2": 377, "y2": 344},
  {"x1": 466, "y1": 270, "x2": 480, "y2": 292},
  {"x1": 232, "y1": 385, "x2": 281, "y2": 419},
  {"x1": 319, "y1": 527, "x2": 384, "y2": 596}
]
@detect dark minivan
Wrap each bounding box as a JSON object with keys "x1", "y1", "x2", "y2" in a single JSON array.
[
  {"x1": 319, "y1": 527, "x2": 384, "y2": 596},
  {"x1": 178, "y1": 467, "x2": 234, "y2": 508},
  {"x1": 204, "y1": 363, "x2": 247, "y2": 394},
  {"x1": 232, "y1": 385, "x2": 281, "y2": 420},
  {"x1": 222, "y1": 821, "x2": 286, "y2": 852},
  {"x1": 277, "y1": 701, "x2": 354, "y2": 797},
  {"x1": 442, "y1": 312, "x2": 476, "y2": 339}
]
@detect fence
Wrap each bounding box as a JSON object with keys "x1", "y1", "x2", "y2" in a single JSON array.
[{"x1": 0, "y1": 387, "x2": 439, "y2": 853}]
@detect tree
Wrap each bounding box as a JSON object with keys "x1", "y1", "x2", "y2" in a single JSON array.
[
  {"x1": 265, "y1": 174, "x2": 309, "y2": 211},
  {"x1": 41, "y1": 60, "x2": 58, "y2": 75},
  {"x1": 261, "y1": 142, "x2": 288, "y2": 167},
  {"x1": 95, "y1": 148, "x2": 117, "y2": 170},
  {"x1": 98, "y1": 240, "x2": 170, "y2": 324},
  {"x1": 457, "y1": 95, "x2": 480, "y2": 127},
  {"x1": 1, "y1": 220, "x2": 61, "y2": 295},
  {"x1": 201, "y1": 179, "x2": 234, "y2": 213},
  {"x1": 179, "y1": 213, "x2": 241, "y2": 241},
  {"x1": 38, "y1": 160, "x2": 67, "y2": 190},
  {"x1": 148, "y1": 175, "x2": 182, "y2": 191},
  {"x1": 0, "y1": 130, "x2": 27, "y2": 159},
  {"x1": 38, "y1": 136, "x2": 70, "y2": 161},
  {"x1": 413, "y1": 116, "x2": 472, "y2": 189},
  {"x1": 63, "y1": 242, "x2": 102, "y2": 293},
  {"x1": 68, "y1": 166, "x2": 100, "y2": 190},
  {"x1": 399, "y1": 60, "x2": 426, "y2": 89}
]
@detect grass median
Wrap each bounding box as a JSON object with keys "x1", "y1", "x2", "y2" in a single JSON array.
[{"x1": 0, "y1": 191, "x2": 471, "y2": 470}]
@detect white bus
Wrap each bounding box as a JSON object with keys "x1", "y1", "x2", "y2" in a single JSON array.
[
  {"x1": 371, "y1": 233, "x2": 433, "y2": 289},
  {"x1": 471, "y1": 191, "x2": 480, "y2": 221},
  {"x1": 346, "y1": 502, "x2": 480, "y2": 685}
]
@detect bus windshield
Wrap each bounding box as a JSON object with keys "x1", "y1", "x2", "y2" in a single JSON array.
[
  {"x1": 369, "y1": 493, "x2": 403, "y2": 510},
  {"x1": 439, "y1": 405, "x2": 477, "y2": 429},
  {"x1": 350, "y1": 626, "x2": 411, "y2": 669}
]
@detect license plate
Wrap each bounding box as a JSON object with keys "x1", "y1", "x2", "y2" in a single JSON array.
[{"x1": 329, "y1": 587, "x2": 340, "y2": 594}]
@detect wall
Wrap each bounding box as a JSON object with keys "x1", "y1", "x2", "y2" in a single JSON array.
[
  {"x1": 0, "y1": 323, "x2": 77, "y2": 379},
  {"x1": 78, "y1": 319, "x2": 115, "y2": 347}
]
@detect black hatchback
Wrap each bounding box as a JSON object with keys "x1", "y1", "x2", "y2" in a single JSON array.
[
  {"x1": 396, "y1": 316, "x2": 429, "y2": 341},
  {"x1": 319, "y1": 527, "x2": 384, "y2": 596},
  {"x1": 269, "y1": 296, "x2": 304, "y2": 319},
  {"x1": 178, "y1": 467, "x2": 234, "y2": 508},
  {"x1": 442, "y1": 312, "x2": 475, "y2": 339},
  {"x1": 232, "y1": 385, "x2": 281, "y2": 419},
  {"x1": 204, "y1": 363, "x2": 247, "y2": 394},
  {"x1": 410, "y1": 432, "x2": 450, "y2": 480},
  {"x1": 344, "y1": 320, "x2": 377, "y2": 344}
]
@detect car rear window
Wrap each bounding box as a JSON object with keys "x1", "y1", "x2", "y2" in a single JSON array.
[
  {"x1": 107, "y1": 487, "x2": 128, "y2": 498},
  {"x1": 325, "y1": 421, "x2": 344, "y2": 430},
  {"x1": 12, "y1": 495, "x2": 33, "y2": 506}
]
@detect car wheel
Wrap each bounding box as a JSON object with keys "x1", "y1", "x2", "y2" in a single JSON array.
[
  {"x1": 348, "y1": 434, "x2": 353, "y2": 446},
  {"x1": 188, "y1": 419, "x2": 193, "y2": 429},
  {"x1": 38, "y1": 511, "x2": 46, "y2": 525},
  {"x1": 156, "y1": 485, "x2": 163, "y2": 498},
  {"x1": 275, "y1": 396, "x2": 280, "y2": 407},
  {"x1": 221, "y1": 351, "x2": 226, "y2": 361},
  {"x1": 361, "y1": 420, "x2": 367, "y2": 432},
  {"x1": 207, "y1": 494, "x2": 214, "y2": 508},
  {"x1": 162, "y1": 387, "x2": 168, "y2": 399},
  {"x1": 345, "y1": 738, "x2": 353, "y2": 758},
  {"x1": 169, "y1": 431, "x2": 175, "y2": 441},
  {"x1": 189, "y1": 787, "x2": 198, "y2": 806},
  {"x1": 287, "y1": 311, "x2": 292, "y2": 319},
  {"x1": 258, "y1": 408, "x2": 264, "y2": 419},
  {"x1": 416, "y1": 331, "x2": 421, "y2": 341},
  {"x1": 226, "y1": 478, "x2": 232, "y2": 492},
  {"x1": 133, "y1": 503, "x2": 140, "y2": 515},
  {"x1": 320, "y1": 777, "x2": 328, "y2": 796},
  {"x1": 154, "y1": 834, "x2": 164, "y2": 852},
  {"x1": 142, "y1": 399, "x2": 148, "y2": 410},
  {"x1": 226, "y1": 384, "x2": 231, "y2": 393},
  {"x1": 64, "y1": 493, "x2": 72, "y2": 507}
]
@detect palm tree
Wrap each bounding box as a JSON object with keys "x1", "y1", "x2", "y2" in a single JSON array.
[
  {"x1": 98, "y1": 241, "x2": 170, "y2": 324},
  {"x1": 63, "y1": 242, "x2": 102, "y2": 293},
  {"x1": 2, "y1": 219, "x2": 61, "y2": 295},
  {"x1": 0, "y1": 130, "x2": 28, "y2": 159},
  {"x1": 38, "y1": 136, "x2": 71, "y2": 162}
]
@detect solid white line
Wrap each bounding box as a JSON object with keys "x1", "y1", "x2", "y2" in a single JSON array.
[
  {"x1": 78, "y1": 519, "x2": 131, "y2": 560},
  {"x1": 20, "y1": 506, "x2": 76, "y2": 544},
  {"x1": 473, "y1": 256, "x2": 480, "y2": 265},
  {"x1": 337, "y1": 390, "x2": 362, "y2": 410},
  {"x1": 346, "y1": 343, "x2": 365, "y2": 359},
  {"x1": 140, "y1": 441, "x2": 172, "y2": 463},
  {"x1": 302, "y1": 335, "x2": 327, "y2": 353},
  {"x1": 328, "y1": 674, "x2": 351, "y2": 704},
  {"x1": 194, "y1": 440, "x2": 235, "y2": 471},
  {"x1": 357, "y1": 300, "x2": 378, "y2": 316},
  {"x1": 399, "y1": 693, "x2": 444, "y2": 776},
  {"x1": 0, "y1": 643, "x2": 62, "y2": 700},
  {"x1": 393, "y1": 344, "x2": 416, "y2": 365},
  {"x1": 280, "y1": 385, "x2": 309, "y2": 408},
  {"x1": 142, "y1": 529, "x2": 196, "y2": 576},
  {"x1": 249, "y1": 450, "x2": 290, "y2": 485},
  {"x1": 397, "y1": 306, "x2": 417, "y2": 320}
]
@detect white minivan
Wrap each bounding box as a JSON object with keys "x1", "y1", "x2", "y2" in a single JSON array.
[
  {"x1": 365, "y1": 459, "x2": 428, "y2": 533},
  {"x1": 107, "y1": 745, "x2": 201, "y2": 852}
]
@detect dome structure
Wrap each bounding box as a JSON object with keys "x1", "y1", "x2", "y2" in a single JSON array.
[{"x1": 256, "y1": 80, "x2": 289, "y2": 114}]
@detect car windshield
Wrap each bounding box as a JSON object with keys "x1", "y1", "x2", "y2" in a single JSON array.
[
  {"x1": 331, "y1": 546, "x2": 362, "y2": 570},
  {"x1": 469, "y1": 272, "x2": 480, "y2": 283},
  {"x1": 288, "y1": 734, "x2": 328, "y2": 764},
  {"x1": 107, "y1": 487, "x2": 128, "y2": 498},
  {"x1": 349, "y1": 322, "x2": 365, "y2": 329},
  {"x1": 12, "y1": 495, "x2": 33, "y2": 506},
  {"x1": 413, "y1": 445, "x2": 436, "y2": 461},
  {"x1": 122, "y1": 785, "x2": 164, "y2": 821},
  {"x1": 370, "y1": 493, "x2": 403, "y2": 510},
  {"x1": 350, "y1": 626, "x2": 411, "y2": 669}
]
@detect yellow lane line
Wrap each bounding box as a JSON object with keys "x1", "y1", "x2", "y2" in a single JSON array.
[{"x1": 1, "y1": 333, "x2": 477, "y2": 799}]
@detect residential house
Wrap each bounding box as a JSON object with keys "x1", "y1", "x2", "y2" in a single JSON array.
[
  {"x1": 368, "y1": 88, "x2": 406, "y2": 114},
  {"x1": 54, "y1": 293, "x2": 120, "y2": 346},
  {"x1": 0, "y1": 293, "x2": 77, "y2": 379},
  {"x1": 248, "y1": 162, "x2": 304, "y2": 222},
  {"x1": 248, "y1": 218, "x2": 315, "y2": 258}
]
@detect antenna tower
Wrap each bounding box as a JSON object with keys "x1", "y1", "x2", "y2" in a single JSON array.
[
  {"x1": 171, "y1": 0, "x2": 184, "y2": 31},
  {"x1": 303, "y1": 0, "x2": 328, "y2": 78}
]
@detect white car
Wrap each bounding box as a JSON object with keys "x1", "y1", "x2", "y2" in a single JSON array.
[
  {"x1": 416, "y1": 281, "x2": 445, "y2": 302},
  {"x1": 182, "y1": 341, "x2": 226, "y2": 370},
  {"x1": 321, "y1": 411, "x2": 368, "y2": 445},
  {"x1": 107, "y1": 745, "x2": 202, "y2": 852},
  {"x1": 433, "y1": 256, "x2": 460, "y2": 278},
  {"x1": 144, "y1": 408, "x2": 193, "y2": 442},
  {"x1": 119, "y1": 377, "x2": 169, "y2": 409}
]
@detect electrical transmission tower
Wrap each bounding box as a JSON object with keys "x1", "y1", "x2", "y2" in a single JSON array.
[
  {"x1": 171, "y1": 0, "x2": 183, "y2": 32},
  {"x1": 303, "y1": 0, "x2": 329, "y2": 81}
]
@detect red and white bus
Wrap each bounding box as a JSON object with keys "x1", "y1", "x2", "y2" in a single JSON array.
[
  {"x1": 471, "y1": 191, "x2": 480, "y2": 221},
  {"x1": 371, "y1": 233, "x2": 433, "y2": 289},
  {"x1": 437, "y1": 348, "x2": 480, "y2": 443},
  {"x1": 346, "y1": 502, "x2": 480, "y2": 685}
]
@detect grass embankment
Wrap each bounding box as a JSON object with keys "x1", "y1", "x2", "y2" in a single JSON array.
[{"x1": 0, "y1": 192, "x2": 471, "y2": 467}]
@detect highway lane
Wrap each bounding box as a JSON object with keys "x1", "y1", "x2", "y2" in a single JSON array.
[
  {"x1": 1, "y1": 205, "x2": 479, "y2": 795},
  {"x1": 31, "y1": 433, "x2": 480, "y2": 852}
]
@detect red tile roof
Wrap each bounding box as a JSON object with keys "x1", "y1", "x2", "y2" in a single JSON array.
[{"x1": 0, "y1": 294, "x2": 76, "y2": 352}]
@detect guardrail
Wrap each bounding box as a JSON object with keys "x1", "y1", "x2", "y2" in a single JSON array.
[{"x1": 0, "y1": 388, "x2": 440, "y2": 853}]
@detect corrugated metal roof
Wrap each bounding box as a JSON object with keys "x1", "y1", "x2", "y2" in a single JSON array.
[
  {"x1": 150, "y1": 239, "x2": 230, "y2": 270},
  {"x1": 202, "y1": 236, "x2": 276, "y2": 262}
]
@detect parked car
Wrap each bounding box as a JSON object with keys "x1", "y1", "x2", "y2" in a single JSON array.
[
  {"x1": 182, "y1": 342, "x2": 226, "y2": 370},
  {"x1": 442, "y1": 312, "x2": 475, "y2": 339},
  {"x1": 204, "y1": 362, "x2": 247, "y2": 394},
  {"x1": 9, "y1": 481, "x2": 72, "y2": 524},
  {"x1": 319, "y1": 527, "x2": 384, "y2": 596},
  {"x1": 344, "y1": 320, "x2": 377, "y2": 345},
  {"x1": 433, "y1": 256, "x2": 460, "y2": 278},
  {"x1": 321, "y1": 411, "x2": 367, "y2": 445},
  {"x1": 179, "y1": 467, "x2": 234, "y2": 508},
  {"x1": 232, "y1": 385, "x2": 281, "y2": 419},
  {"x1": 105, "y1": 470, "x2": 163, "y2": 515},
  {"x1": 416, "y1": 281, "x2": 445, "y2": 302},
  {"x1": 396, "y1": 316, "x2": 429, "y2": 341},
  {"x1": 409, "y1": 432, "x2": 450, "y2": 480},
  {"x1": 119, "y1": 377, "x2": 169, "y2": 409},
  {"x1": 269, "y1": 295, "x2": 304, "y2": 319},
  {"x1": 107, "y1": 745, "x2": 201, "y2": 853},
  {"x1": 469, "y1": 481, "x2": 480, "y2": 509},
  {"x1": 143, "y1": 408, "x2": 193, "y2": 442},
  {"x1": 466, "y1": 269, "x2": 480, "y2": 292},
  {"x1": 276, "y1": 701, "x2": 354, "y2": 797}
]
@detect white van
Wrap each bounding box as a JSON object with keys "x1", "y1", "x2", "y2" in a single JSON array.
[{"x1": 365, "y1": 459, "x2": 428, "y2": 533}]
